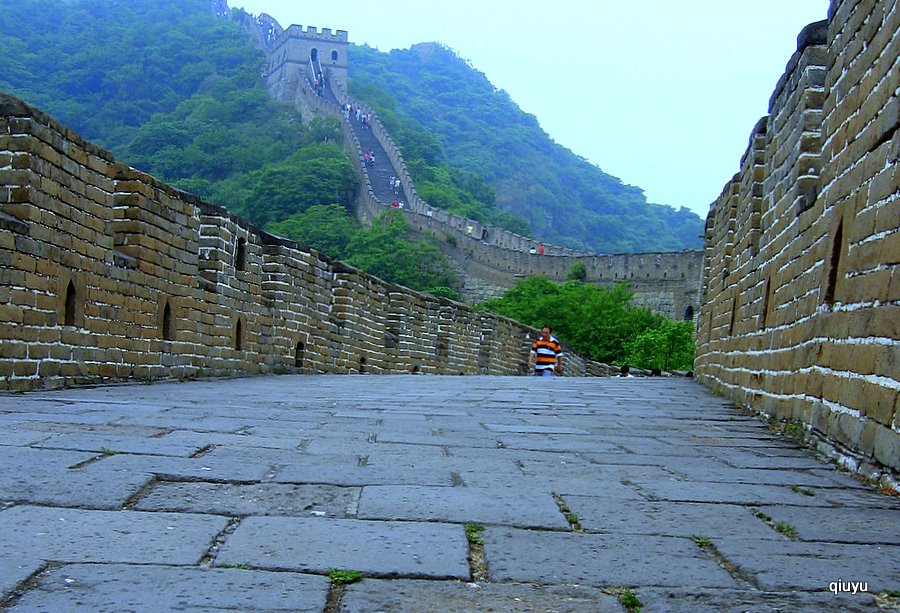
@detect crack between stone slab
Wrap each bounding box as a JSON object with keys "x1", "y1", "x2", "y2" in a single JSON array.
[
  {"x1": 189, "y1": 444, "x2": 215, "y2": 458},
  {"x1": 551, "y1": 492, "x2": 584, "y2": 532},
  {"x1": 345, "y1": 487, "x2": 362, "y2": 518},
  {"x1": 691, "y1": 536, "x2": 760, "y2": 589},
  {"x1": 513, "y1": 459, "x2": 527, "y2": 476},
  {"x1": 0, "y1": 560, "x2": 62, "y2": 610},
  {"x1": 750, "y1": 507, "x2": 801, "y2": 541},
  {"x1": 619, "y1": 478, "x2": 655, "y2": 501},
  {"x1": 324, "y1": 581, "x2": 346, "y2": 613},
  {"x1": 467, "y1": 539, "x2": 489, "y2": 584},
  {"x1": 199, "y1": 516, "x2": 242, "y2": 569},
  {"x1": 67, "y1": 453, "x2": 110, "y2": 470},
  {"x1": 148, "y1": 473, "x2": 262, "y2": 485},
  {"x1": 121, "y1": 475, "x2": 159, "y2": 510}
]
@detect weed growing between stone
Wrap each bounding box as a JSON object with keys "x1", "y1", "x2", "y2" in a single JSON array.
[
  {"x1": 605, "y1": 587, "x2": 642, "y2": 613},
  {"x1": 328, "y1": 569, "x2": 363, "y2": 585},
  {"x1": 691, "y1": 535, "x2": 711, "y2": 547},
  {"x1": 464, "y1": 523, "x2": 484, "y2": 545},
  {"x1": 752, "y1": 509, "x2": 799, "y2": 541},
  {"x1": 464, "y1": 524, "x2": 489, "y2": 582},
  {"x1": 775, "y1": 521, "x2": 798, "y2": 539},
  {"x1": 551, "y1": 492, "x2": 584, "y2": 531}
]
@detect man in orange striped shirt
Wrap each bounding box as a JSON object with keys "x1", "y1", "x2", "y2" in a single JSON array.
[{"x1": 528, "y1": 326, "x2": 564, "y2": 376}]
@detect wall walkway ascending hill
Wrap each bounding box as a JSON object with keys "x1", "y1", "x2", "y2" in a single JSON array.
[{"x1": 261, "y1": 24, "x2": 703, "y2": 316}]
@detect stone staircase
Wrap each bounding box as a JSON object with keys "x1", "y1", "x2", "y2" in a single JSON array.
[{"x1": 317, "y1": 76, "x2": 407, "y2": 208}]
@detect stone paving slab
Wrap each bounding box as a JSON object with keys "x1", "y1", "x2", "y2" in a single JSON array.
[
  {"x1": 371, "y1": 431, "x2": 501, "y2": 449},
  {"x1": 133, "y1": 481, "x2": 360, "y2": 518},
  {"x1": 755, "y1": 505, "x2": 900, "y2": 544},
  {"x1": 159, "y1": 429, "x2": 311, "y2": 451},
  {"x1": 0, "y1": 555, "x2": 43, "y2": 600},
  {"x1": 271, "y1": 450, "x2": 458, "y2": 487},
  {"x1": 632, "y1": 479, "x2": 835, "y2": 506},
  {"x1": 31, "y1": 431, "x2": 204, "y2": 457},
  {"x1": 565, "y1": 496, "x2": 779, "y2": 539},
  {"x1": 712, "y1": 536, "x2": 900, "y2": 591},
  {"x1": 493, "y1": 433, "x2": 626, "y2": 454},
  {"x1": 710, "y1": 447, "x2": 833, "y2": 469},
  {"x1": 340, "y1": 578, "x2": 622, "y2": 612},
  {"x1": 483, "y1": 423, "x2": 591, "y2": 435},
  {"x1": 635, "y1": 587, "x2": 879, "y2": 612},
  {"x1": 2, "y1": 375, "x2": 898, "y2": 611},
  {"x1": 91, "y1": 449, "x2": 277, "y2": 483},
  {"x1": 663, "y1": 464, "x2": 844, "y2": 487},
  {"x1": 0, "y1": 430, "x2": 54, "y2": 446},
  {"x1": 0, "y1": 447, "x2": 152, "y2": 509},
  {"x1": 217, "y1": 517, "x2": 469, "y2": 578},
  {"x1": 357, "y1": 485, "x2": 570, "y2": 528},
  {"x1": 483, "y1": 527, "x2": 739, "y2": 588},
  {"x1": 8, "y1": 564, "x2": 329, "y2": 613},
  {"x1": 5, "y1": 419, "x2": 171, "y2": 438},
  {"x1": 0, "y1": 505, "x2": 227, "y2": 565}
]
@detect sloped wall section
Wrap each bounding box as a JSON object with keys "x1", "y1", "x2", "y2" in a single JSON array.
[
  {"x1": 0, "y1": 93, "x2": 609, "y2": 391},
  {"x1": 696, "y1": 0, "x2": 899, "y2": 476}
]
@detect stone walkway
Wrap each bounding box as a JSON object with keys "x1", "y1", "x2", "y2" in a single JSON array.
[{"x1": 0, "y1": 375, "x2": 897, "y2": 612}]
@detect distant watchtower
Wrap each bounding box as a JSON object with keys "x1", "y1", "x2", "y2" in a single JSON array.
[{"x1": 265, "y1": 25, "x2": 348, "y2": 101}]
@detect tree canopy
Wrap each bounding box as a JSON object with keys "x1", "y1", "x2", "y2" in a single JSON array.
[
  {"x1": 478, "y1": 277, "x2": 695, "y2": 370},
  {"x1": 349, "y1": 42, "x2": 704, "y2": 253}
]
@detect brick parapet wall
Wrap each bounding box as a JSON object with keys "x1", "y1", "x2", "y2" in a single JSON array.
[
  {"x1": 1, "y1": 92, "x2": 609, "y2": 389},
  {"x1": 696, "y1": 0, "x2": 899, "y2": 476}
]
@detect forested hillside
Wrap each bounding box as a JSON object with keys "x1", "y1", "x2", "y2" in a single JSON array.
[
  {"x1": 1, "y1": 0, "x2": 701, "y2": 265},
  {"x1": 349, "y1": 43, "x2": 704, "y2": 252},
  {"x1": 0, "y1": 0, "x2": 459, "y2": 296}
]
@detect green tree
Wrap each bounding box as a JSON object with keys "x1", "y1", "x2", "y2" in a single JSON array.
[
  {"x1": 479, "y1": 277, "x2": 692, "y2": 367},
  {"x1": 349, "y1": 42, "x2": 705, "y2": 252},
  {"x1": 346, "y1": 211, "x2": 460, "y2": 297},
  {"x1": 626, "y1": 319, "x2": 695, "y2": 371},
  {"x1": 567, "y1": 261, "x2": 587, "y2": 282},
  {"x1": 266, "y1": 204, "x2": 360, "y2": 260}
]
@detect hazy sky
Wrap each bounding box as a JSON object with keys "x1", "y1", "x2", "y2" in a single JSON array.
[{"x1": 232, "y1": 0, "x2": 828, "y2": 218}]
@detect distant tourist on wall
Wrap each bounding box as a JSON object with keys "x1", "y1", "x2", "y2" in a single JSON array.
[
  {"x1": 529, "y1": 247, "x2": 537, "y2": 255},
  {"x1": 528, "y1": 326, "x2": 563, "y2": 376},
  {"x1": 618, "y1": 364, "x2": 634, "y2": 378},
  {"x1": 539, "y1": 243, "x2": 545, "y2": 255}
]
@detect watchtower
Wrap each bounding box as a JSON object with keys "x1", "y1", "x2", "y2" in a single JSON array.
[{"x1": 265, "y1": 25, "x2": 349, "y2": 100}]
